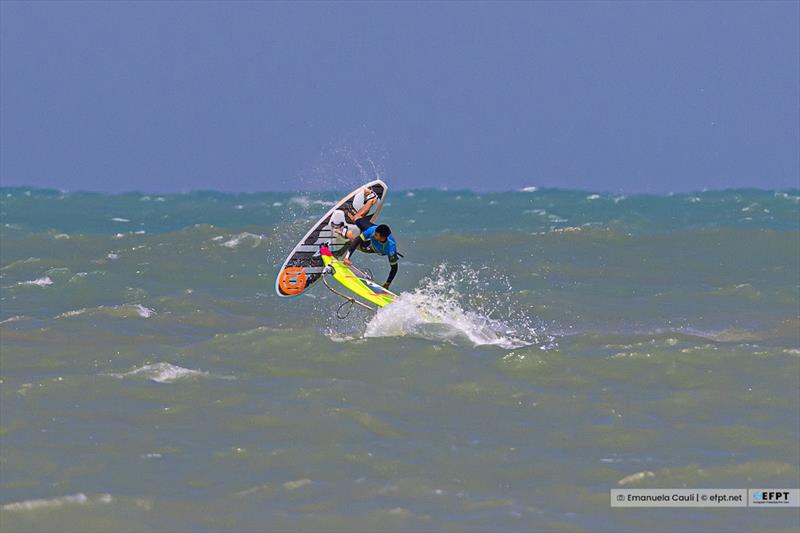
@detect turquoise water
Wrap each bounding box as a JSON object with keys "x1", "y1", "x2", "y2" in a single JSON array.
[{"x1": 1, "y1": 186, "x2": 798, "y2": 532}]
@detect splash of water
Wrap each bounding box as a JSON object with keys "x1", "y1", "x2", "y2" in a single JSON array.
[{"x1": 363, "y1": 264, "x2": 551, "y2": 349}]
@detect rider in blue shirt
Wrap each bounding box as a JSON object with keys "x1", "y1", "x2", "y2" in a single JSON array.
[{"x1": 343, "y1": 221, "x2": 399, "y2": 289}]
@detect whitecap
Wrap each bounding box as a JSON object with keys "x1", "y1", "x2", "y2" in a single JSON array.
[
  {"x1": 111, "y1": 217, "x2": 130, "y2": 222},
  {"x1": 18, "y1": 276, "x2": 53, "y2": 287},
  {"x1": 56, "y1": 308, "x2": 89, "y2": 318},
  {"x1": 617, "y1": 471, "x2": 655, "y2": 486},
  {"x1": 363, "y1": 265, "x2": 545, "y2": 349},
  {"x1": 134, "y1": 304, "x2": 155, "y2": 318},
  {"x1": 290, "y1": 196, "x2": 311, "y2": 208},
  {"x1": 0, "y1": 315, "x2": 27, "y2": 324},
  {"x1": 221, "y1": 232, "x2": 265, "y2": 248},
  {"x1": 55, "y1": 304, "x2": 155, "y2": 319},
  {"x1": 107, "y1": 362, "x2": 214, "y2": 384},
  {"x1": 2, "y1": 493, "x2": 113, "y2": 511},
  {"x1": 520, "y1": 186, "x2": 538, "y2": 192},
  {"x1": 774, "y1": 191, "x2": 800, "y2": 203}
]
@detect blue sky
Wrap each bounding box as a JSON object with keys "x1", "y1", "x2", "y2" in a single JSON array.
[{"x1": 1, "y1": 1, "x2": 798, "y2": 193}]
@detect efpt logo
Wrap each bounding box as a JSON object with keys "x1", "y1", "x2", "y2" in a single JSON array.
[{"x1": 752, "y1": 490, "x2": 791, "y2": 505}]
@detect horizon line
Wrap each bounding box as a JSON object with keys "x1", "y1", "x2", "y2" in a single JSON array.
[{"x1": 2, "y1": 185, "x2": 799, "y2": 197}]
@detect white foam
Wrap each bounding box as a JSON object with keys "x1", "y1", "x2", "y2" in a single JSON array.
[
  {"x1": 520, "y1": 186, "x2": 538, "y2": 192},
  {"x1": 774, "y1": 191, "x2": 800, "y2": 203},
  {"x1": 18, "y1": 276, "x2": 53, "y2": 287},
  {"x1": 111, "y1": 217, "x2": 130, "y2": 222},
  {"x1": 586, "y1": 194, "x2": 601, "y2": 200},
  {"x1": 2, "y1": 493, "x2": 113, "y2": 511},
  {"x1": 363, "y1": 265, "x2": 542, "y2": 349},
  {"x1": 221, "y1": 232, "x2": 265, "y2": 248},
  {"x1": 134, "y1": 304, "x2": 155, "y2": 318},
  {"x1": 290, "y1": 196, "x2": 311, "y2": 208},
  {"x1": 108, "y1": 362, "x2": 209, "y2": 383},
  {"x1": 54, "y1": 304, "x2": 155, "y2": 319},
  {"x1": 56, "y1": 308, "x2": 89, "y2": 318}
]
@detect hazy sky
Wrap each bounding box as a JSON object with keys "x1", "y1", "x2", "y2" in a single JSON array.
[{"x1": 1, "y1": 1, "x2": 798, "y2": 193}]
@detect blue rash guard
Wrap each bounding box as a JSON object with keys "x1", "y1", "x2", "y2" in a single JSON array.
[
  {"x1": 346, "y1": 224, "x2": 399, "y2": 286},
  {"x1": 360, "y1": 226, "x2": 399, "y2": 265}
]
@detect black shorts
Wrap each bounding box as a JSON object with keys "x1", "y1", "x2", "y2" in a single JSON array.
[
  {"x1": 354, "y1": 217, "x2": 375, "y2": 233},
  {"x1": 354, "y1": 217, "x2": 376, "y2": 253}
]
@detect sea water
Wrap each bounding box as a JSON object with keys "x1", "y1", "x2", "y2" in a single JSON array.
[{"x1": 1, "y1": 186, "x2": 798, "y2": 531}]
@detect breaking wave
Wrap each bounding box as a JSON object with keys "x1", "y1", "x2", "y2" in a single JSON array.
[
  {"x1": 106, "y1": 362, "x2": 234, "y2": 384},
  {"x1": 363, "y1": 264, "x2": 551, "y2": 349}
]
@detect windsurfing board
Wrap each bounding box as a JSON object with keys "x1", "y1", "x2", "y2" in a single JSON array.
[
  {"x1": 319, "y1": 244, "x2": 397, "y2": 308},
  {"x1": 275, "y1": 180, "x2": 388, "y2": 297}
]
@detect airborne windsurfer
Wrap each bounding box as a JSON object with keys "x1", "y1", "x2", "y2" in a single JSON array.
[{"x1": 342, "y1": 219, "x2": 399, "y2": 290}]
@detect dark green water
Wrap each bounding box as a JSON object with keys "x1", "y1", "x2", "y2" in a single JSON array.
[{"x1": 1, "y1": 187, "x2": 798, "y2": 532}]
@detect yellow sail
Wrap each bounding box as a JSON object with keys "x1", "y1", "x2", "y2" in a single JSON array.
[{"x1": 320, "y1": 246, "x2": 396, "y2": 308}]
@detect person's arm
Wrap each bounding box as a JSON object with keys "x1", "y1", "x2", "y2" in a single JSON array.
[
  {"x1": 353, "y1": 196, "x2": 377, "y2": 220},
  {"x1": 384, "y1": 253, "x2": 398, "y2": 288},
  {"x1": 352, "y1": 188, "x2": 378, "y2": 220}
]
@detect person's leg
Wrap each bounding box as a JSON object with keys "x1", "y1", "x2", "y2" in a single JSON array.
[
  {"x1": 353, "y1": 217, "x2": 376, "y2": 254},
  {"x1": 354, "y1": 217, "x2": 375, "y2": 234},
  {"x1": 351, "y1": 188, "x2": 378, "y2": 221}
]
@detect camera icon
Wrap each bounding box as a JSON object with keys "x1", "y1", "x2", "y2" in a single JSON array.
[{"x1": 616, "y1": 494, "x2": 625, "y2": 502}]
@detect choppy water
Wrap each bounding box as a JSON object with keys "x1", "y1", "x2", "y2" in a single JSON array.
[{"x1": 1, "y1": 186, "x2": 798, "y2": 532}]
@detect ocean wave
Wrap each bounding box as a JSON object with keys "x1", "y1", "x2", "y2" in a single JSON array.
[
  {"x1": 218, "y1": 232, "x2": 266, "y2": 248},
  {"x1": 363, "y1": 264, "x2": 550, "y2": 349},
  {"x1": 16, "y1": 276, "x2": 53, "y2": 287},
  {"x1": 55, "y1": 304, "x2": 155, "y2": 319},
  {"x1": 0, "y1": 315, "x2": 28, "y2": 324},
  {"x1": 106, "y1": 362, "x2": 234, "y2": 384},
  {"x1": 290, "y1": 196, "x2": 336, "y2": 209},
  {"x1": 0, "y1": 257, "x2": 41, "y2": 271},
  {"x1": 2, "y1": 493, "x2": 113, "y2": 512}
]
